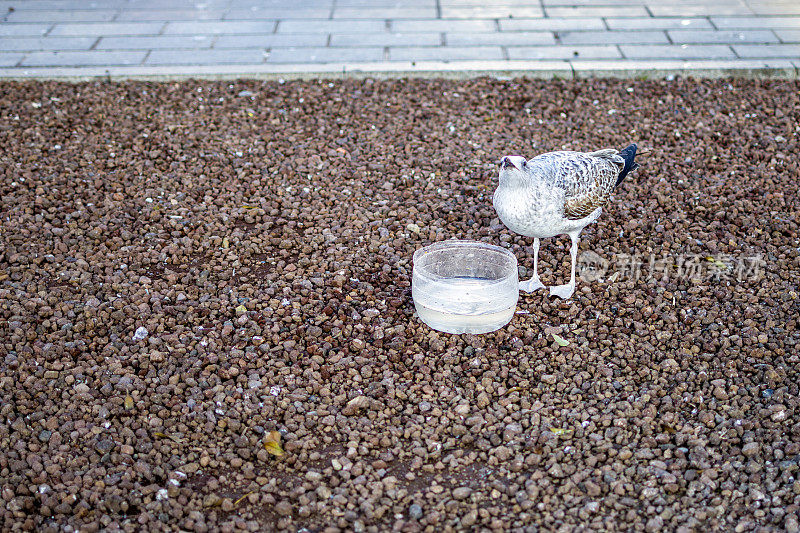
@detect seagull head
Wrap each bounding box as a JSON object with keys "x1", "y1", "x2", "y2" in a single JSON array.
[{"x1": 498, "y1": 156, "x2": 530, "y2": 187}]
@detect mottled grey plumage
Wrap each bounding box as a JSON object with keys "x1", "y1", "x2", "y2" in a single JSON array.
[
  {"x1": 534, "y1": 149, "x2": 625, "y2": 220},
  {"x1": 493, "y1": 144, "x2": 638, "y2": 299}
]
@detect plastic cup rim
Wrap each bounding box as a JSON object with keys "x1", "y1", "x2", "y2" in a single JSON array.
[{"x1": 412, "y1": 239, "x2": 518, "y2": 285}]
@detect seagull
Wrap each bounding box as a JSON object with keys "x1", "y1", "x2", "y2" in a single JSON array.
[{"x1": 493, "y1": 144, "x2": 639, "y2": 300}]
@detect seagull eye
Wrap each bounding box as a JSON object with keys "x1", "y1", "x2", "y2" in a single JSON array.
[{"x1": 521, "y1": 161, "x2": 527, "y2": 168}]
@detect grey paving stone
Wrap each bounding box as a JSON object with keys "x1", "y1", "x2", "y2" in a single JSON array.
[
  {"x1": 0, "y1": 0, "x2": 128, "y2": 9},
  {"x1": 744, "y1": 4, "x2": 800, "y2": 16},
  {"x1": 230, "y1": 0, "x2": 332, "y2": 4},
  {"x1": 97, "y1": 35, "x2": 214, "y2": 50},
  {"x1": 545, "y1": 6, "x2": 650, "y2": 17},
  {"x1": 126, "y1": 0, "x2": 229, "y2": 7},
  {"x1": 711, "y1": 16, "x2": 800, "y2": 30},
  {"x1": 775, "y1": 30, "x2": 800, "y2": 43},
  {"x1": 507, "y1": 45, "x2": 621, "y2": 60},
  {"x1": 389, "y1": 46, "x2": 503, "y2": 61},
  {"x1": 541, "y1": 0, "x2": 647, "y2": 4},
  {"x1": 331, "y1": 33, "x2": 441, "y2": 47},
  {"x1": 0, "y1": 24, "x2": 52, "y2": 37},
  {"x1": 335, "y1": 0, "x2": 431, "y2": 6},
  {"x1": 0, "y1": 37, "x2": 96, "y2": 51},
  {"x1": 229, "y1": 1, "x2": 330, "y2": 8},
  {"x1": 49, "y1": 23, "x2": 165, "y2": 37},
  {"x1": 443, "y1": 0, "x2": 535, "y2": 5},
  {"x1": 447, "y1": 32, "x2": 555, "y2": 46},
  {"x1": 147, "y1": 48, "x2": 268, "y2": 65},
  {"x1": 5, "y1": 9, "x2": 118, "y2": 22},
  {"x1": 605, "y1": 17, "x2": 713, "y2": 30},
  {"x1": 333, "y1": 7, "x2": 437, "y2": 18},
  {"x1": 668, "y1": 30, "x2": 778, "y2": 44},
  {"x1": 226, "y1": 8, "x2": 332, "y2": 20},
  {"x1": 116, "y1": 9, "x2": 229, "y2": 21},
  {"x1": 620, "y1": 44, "x2": 736, "y2": 59},
  {"x1": 558, "y1": 30, "x2": 669, "y2": 45},
  {"x1": 568, "y1": 58, "x2": 797, "y2": 77},
  {"x1": 733, "y1": 44, "x2": 800, "y2": 58},
  {"x1": 165, "y1": 21, "x2": 277, "y2": 34},
  {"x1": 277, "y1": 20, "x2": 386, "y2": 34},
  {"x1": 440, "y1": 6, "x2": 544, "y2": 18},
  {"x1": 499, "y1": 18, "x2": 604, "y2": 31},
  {"x1": 0, "y1": 53, "x2": 24, "y2": 67},
  {"x1": 21, "y1": 50, "x2": 147, "y2": 67},
  {"x1": 391, "y1": 19, "x2": 496, "y2": 32},
  {"x1": 215, "y1": 34, "x2": 328, "y2": 48},
  {"x1": 649, "y1": 5, "x2": 753, "y2": 17},
  {"x1": 267, "y1": 46, "x2": 384, "y2": 63}
]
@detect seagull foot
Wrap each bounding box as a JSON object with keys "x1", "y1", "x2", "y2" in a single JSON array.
[
  {"x1": 519, "y1": 277, "x2": 545, "y2": 293},
  {"x1": 549, "y1": 283, "x2": 575, "y2": 300}
]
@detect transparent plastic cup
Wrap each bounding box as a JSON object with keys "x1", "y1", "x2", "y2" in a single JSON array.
[{"x1": 412, "y1": 240, "x2": 519, "y2": 334}]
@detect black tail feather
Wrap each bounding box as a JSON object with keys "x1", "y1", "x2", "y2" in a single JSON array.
[{"x1": 615, "y1": 143, "x2": 639, "y2": 187}]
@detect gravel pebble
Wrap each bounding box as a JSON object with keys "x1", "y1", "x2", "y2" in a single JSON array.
[
  {"x1": 452, "y1": 486, "x2": 472, "y2": 500},
  {"x1": 409, "y1": 503, "x2": 423, "y2": 520}
]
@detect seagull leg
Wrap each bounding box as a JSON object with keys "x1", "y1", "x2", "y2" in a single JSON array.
[
  {"x1": 519, "y1": 238, "x2": 545, "y2": 293},
  {"x1": 549, "y1": 232, "x2": 579, "y2": 300}
]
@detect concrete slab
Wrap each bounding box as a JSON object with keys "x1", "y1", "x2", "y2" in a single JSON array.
[{"x1": 0, "y1": 0, "x2": 797, "y2": 79}]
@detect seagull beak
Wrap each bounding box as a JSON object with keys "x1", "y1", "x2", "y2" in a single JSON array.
[{"x1": 500, "y1": 157, "x2": 516, "y2": 170}]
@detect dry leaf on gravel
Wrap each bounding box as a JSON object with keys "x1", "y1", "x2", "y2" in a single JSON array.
[
  {"x1": 234, "y1": 491, "x2": 255, "y2": 507},
  {"x1": 153, "y1": 432, "x2": 184, "y2": 444},
  {"x1": 551, "y1": 333, "x2": 570, "y2": 347},
  {"x1": 264, "y1": 430, "x2": 284, "y2": 457}
]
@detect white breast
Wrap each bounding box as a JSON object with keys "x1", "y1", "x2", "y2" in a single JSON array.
[{"x1": 493, "y1": 182, "x2": 567, "y2": 239}]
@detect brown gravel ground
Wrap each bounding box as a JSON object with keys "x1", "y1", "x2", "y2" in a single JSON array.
[{"x1": 0, "y1": 77, "x2": 799, "y2": 533}]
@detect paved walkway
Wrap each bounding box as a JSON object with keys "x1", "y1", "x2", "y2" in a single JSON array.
[{"x1": 1, "y1": 0, "x2": 799, "y2": 79}]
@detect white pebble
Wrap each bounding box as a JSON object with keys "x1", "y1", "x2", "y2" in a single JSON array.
[{"x1": 132, "y1": 326, "x2": 148, "y2": 342}]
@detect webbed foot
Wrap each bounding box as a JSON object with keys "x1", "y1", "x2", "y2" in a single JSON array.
[
  {"x1": 519, "y1": 276, "x2": 545, "y2": 293},
  {"x1": 549, "y1": 283, "x2": 575, "y2": 300}
]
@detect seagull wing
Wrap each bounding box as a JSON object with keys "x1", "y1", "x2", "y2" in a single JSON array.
[{"x1": 530, "y1": 150, "x2": 624, "y2": 221}]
